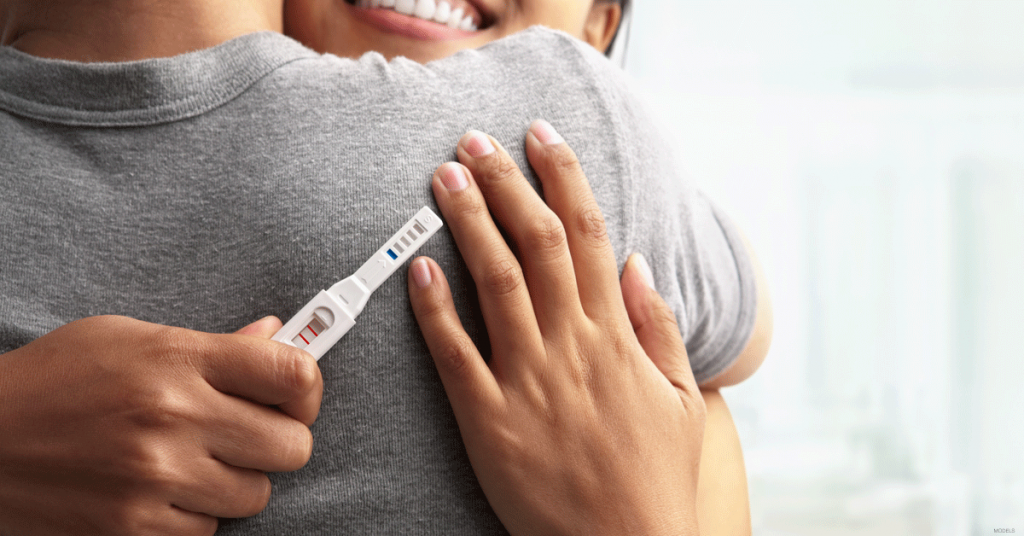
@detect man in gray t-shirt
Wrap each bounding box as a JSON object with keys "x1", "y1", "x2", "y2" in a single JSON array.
[{"x1": 0, "y1": 3, "x2": 758, "y2": 535}]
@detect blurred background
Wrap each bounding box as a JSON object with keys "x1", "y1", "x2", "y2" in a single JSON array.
[{"x1": 623, "y1": 1, "x2": 1024, "y2": 534}]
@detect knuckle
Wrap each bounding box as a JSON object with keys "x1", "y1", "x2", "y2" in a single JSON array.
[
  {"x1": 126, "y1": 444, "x2": 178, "y2": 489},
  {"x1": 240, "y1": 474, "x2": 274, "y2": 516},
  {"x1": 568, "y1": 353, "x2": 597, "y2": 392},
  {"x1": 562, "y1": 337, "x2": 600, "y2": 389},
  {"x1": 199, "y1": 518, "x2": 220, "y2": 536},
  {"x1": 273, "y1": 422, "x2": 314, "y2": 471},
  {"x1": 523, "y1": 215, "x2": 567, "y2": 257},
  {"x1": 109, "y1": 503, "x2": 149, "y2": 536},
  {"x1": 548, "y1": 145, "x2": 582, "y2": 174},
  {"x1": 417, "y1": 286, "x2": 456, "y2": 328},
  {"x1": 146, "y1": 324, "x2": 201, "y2": 367},
  {"x1": 448, "y1": 194, "x2": 490, "y2": 224},
  {"x1": 272, "y1": 345, "x2": 319, "y2": 396},
  {"x1": 612, "y1": 336, "x2": 639, "y2": 364},
  {"x1": 289, "y1": 352, "x2": 320, "y2": 395},
  {"x1": 480, "y1": 258, "x2": 524, "y2": 298},
  {"x1": 416, "y1": 284, "x2": 448, "y2": 317},
  {"x1": 436, "y1": 335, "x2": 478, "y2": 377},
  {"x1": 652, "y1": 307, "x2": 686, "y2": 350},
  {"x1": 635, "y1": 295, "x2": 683, "y2": 341},
  {"x1": 574, "y1": 205, "x2": 609, "y2": 244},
  {"x1": 652, "y1": 301, "x2": 682, "y2": 332},
  {"x1": 585, "y1": 335, "x2": 635, "y2": 373},
  {"x1": 479, "y1": 153, "x2": 523, "y2": 185},
  {"x1": 148, "y1": 323, "x2": 187, "y2": 354},
  {"x1": 293, "y1": 425, "x2": 315, "y2": 466},
  {"x1": 123, "y1": 385, "x2": 191, "y2": 431}
]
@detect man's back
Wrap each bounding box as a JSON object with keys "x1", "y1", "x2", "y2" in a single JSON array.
[{"x1": 0, "y1": 29, "x2": 755, "y2": 533}]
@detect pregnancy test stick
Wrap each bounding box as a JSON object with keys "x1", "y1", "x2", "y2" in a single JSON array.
[{"x1": 272, "y1": 206, "x2": 443, "y2": 360}]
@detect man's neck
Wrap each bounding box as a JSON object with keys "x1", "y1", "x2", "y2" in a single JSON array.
[{"x1": 0, "y1": 0, "x2": 282, "y2": 62}]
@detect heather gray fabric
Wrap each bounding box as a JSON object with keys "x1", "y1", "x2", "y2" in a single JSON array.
[{"x1": 0, "y1": 28, "x2": 756, "y2": 534}]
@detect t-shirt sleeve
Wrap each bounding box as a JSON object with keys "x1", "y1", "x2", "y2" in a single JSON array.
[
  {"x1": 426, "y1": 27, "x2": 758, "y2": 383},
  {"x1": 568, "y1": 34, "x2": 759, "y2": 383}
]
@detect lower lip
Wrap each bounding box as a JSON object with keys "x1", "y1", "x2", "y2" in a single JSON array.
[{"x1": 347, "y1": 4, "x2": 479, "y2": 41}]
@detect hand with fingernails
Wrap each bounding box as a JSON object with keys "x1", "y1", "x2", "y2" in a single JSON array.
[
  {"x1": 0, "y1": 316, "x2": 322, "y2": 536},
  {"x1": 408, "y1": 120, "x2": 705, "y2": 536}
]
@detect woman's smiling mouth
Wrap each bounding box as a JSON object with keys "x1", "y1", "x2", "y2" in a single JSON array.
[{"x1": 346, "y1": 0, "x2": 489, "y2": 39}]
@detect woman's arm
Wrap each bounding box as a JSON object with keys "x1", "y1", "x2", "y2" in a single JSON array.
[
  {"x1": 697, "y1": 389, "x2": 753, "y2": 535},
  {"x1": 408, "y1": 122, "x2": 757, "y2": 535}
]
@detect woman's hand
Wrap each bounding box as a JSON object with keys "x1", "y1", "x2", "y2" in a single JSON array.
[{"x1": 408, "y1": 121, "x2": 706, "y2": 536}]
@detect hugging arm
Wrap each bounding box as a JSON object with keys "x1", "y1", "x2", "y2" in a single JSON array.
[{"x1": 408, "y1": 122, "x2": 754, "y2": 535}]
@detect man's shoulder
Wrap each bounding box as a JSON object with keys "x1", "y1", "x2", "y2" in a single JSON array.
[
  {"x1": 270, "y1": 27, "x2": 617, "y2": 97},
  {"x1": 426, "y1": 27, "x2": 616, "y2": 84}
]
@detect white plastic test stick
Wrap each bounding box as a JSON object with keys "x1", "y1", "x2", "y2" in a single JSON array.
[{"x1": 272, "y1": 206, "x2": 443, "y2": 360}]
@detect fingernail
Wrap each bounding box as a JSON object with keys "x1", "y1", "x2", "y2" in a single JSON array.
[
  {"x1": 439, "y1": 163, "x2": 468, "y2": 191},
  {"x1": 463, "y1": 130, "x2": 495, "y2": 158},
  {"x1": 530, "y1": 119, "x2": 564, "y2": 145},
  {"x1": 411, "y1": 258, "x2": 433, "y2": 288},
  {"x1": 635, "y1": 253, "x2": 655, "y2": 289}
]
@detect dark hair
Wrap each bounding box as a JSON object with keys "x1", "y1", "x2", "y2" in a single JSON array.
[{"x1": 604, "y1": 0, "x2": 631, "y2": 57}]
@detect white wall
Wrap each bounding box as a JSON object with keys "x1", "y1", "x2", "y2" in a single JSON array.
[{"x1": 623, "y1": 2, "x2": 1024, "y2": 534}]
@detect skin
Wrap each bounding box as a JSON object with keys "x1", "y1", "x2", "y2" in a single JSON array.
[
  {"x1": 1, "y1": 5, "x2": 321, "y2": 534},
  {"x1": 1, "y1": 0, "x2": 759, "y2": 533},
  {"x1": 282, "y1": 0, "x2": 772, "y2": 390},
  {"x1": 284, "y1": 0, "x2": 623, "y2": 63},
  {"x1": 409, "y1": 124, "x2": 704, "y2": 535},
  {"x1": 0, "y1": 316, "x2": 322, "y2": 535},
  {"x1": 0, "y1": 0, "x2": 283, "y2": 61},
  {"x1": 287, "y1": 1, "x2": 766, "y2": 530}
]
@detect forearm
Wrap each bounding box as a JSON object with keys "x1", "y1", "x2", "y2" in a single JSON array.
[{"x1": 696, "y1": 389, "x2": 751, "y2": 536}]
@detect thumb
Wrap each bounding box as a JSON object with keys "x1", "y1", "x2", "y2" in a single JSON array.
[
  {"x1": 234, "y1": 316, "x2": 284, "y2": 339},
  {"x1": 620, "y1": 254, "x2": 698, "y2": 392}
]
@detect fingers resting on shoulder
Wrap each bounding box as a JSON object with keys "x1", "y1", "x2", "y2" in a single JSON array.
[{"x1": 406, "y1": 122, "x2": 704, "y2": 535}]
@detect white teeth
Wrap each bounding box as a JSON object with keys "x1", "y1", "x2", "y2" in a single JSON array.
[
  {"x1": 433, "y1": 1, "x2": 451, "y2": 23},
  {"x1": 413, "y1": 0, "x2": 436, "y2": 20},
  {"x1": 446, "y1": 7, "x2": 463, "y2": 27},
  {"x1": 361, "y1": 0, "x2": 478, "y2": 30},
  {"x1": 395, "y1": 0, "x2": 415, "y2": 15}
]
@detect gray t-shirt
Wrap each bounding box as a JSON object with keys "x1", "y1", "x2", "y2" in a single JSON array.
[{"x1": 0, "y1": 29, "x2": 756, "y2": 534}]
